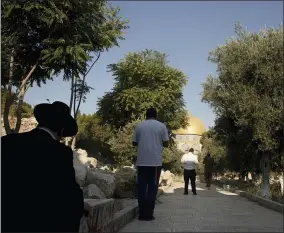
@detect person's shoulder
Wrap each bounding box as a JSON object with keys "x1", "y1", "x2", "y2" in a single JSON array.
[
  {"x1": 134, "y1": 122, "x2": 142, "y2": 131},
  {"x1": 55, "y1": 142, "x2": 74, "y2": 161},
  {"x1": 136, "y1": 121, "x2": 143, "y2": 127},
  {"x1": 151, "y1": 120, "x2": 167, "y2": 128},
  {"x1": 2, "y1": 131, "x2": 31, "y2": 143},
  {"x1": 57, "y1": 142, "x2": 73, "y2": 154}
]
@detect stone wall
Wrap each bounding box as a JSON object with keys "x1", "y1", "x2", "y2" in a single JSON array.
[
  {"x1": 174, "y1": 134, "x2": 202, "y2": 153},
  {"x1": 1, "y1": 117, "x2": 37, "y2": 136}
]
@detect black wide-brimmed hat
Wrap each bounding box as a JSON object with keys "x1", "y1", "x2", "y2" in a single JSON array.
[{"x1": 34, "y1": 101, "x2": 78, "y2": 137}]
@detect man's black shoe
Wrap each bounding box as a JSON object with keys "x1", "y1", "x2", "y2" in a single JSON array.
[
  {"x1": 183, "y1": 192, "x2": 188, "y2": 195},
  {"x1": 138, "y1": 216, "x2": 155, "y2": 221},
  {"x1": 148, "y1": 216, "x2": 155, "y2": 221},
  {"x1": 193, "y1": 192, "x2": 197, "y2": 195}
]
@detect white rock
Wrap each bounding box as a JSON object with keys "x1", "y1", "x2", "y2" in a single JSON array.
[
  {"x1": 100, "y1": 166, "x2": 111, "y2": 171},
  {"x1": 83, "y1": 184, "x2": 106, "y2": 199},
  {"x1": 76, "y1": 148, "x2": 88, "y2": 157},
  {"x1": 248, "y1": 172, "x2": 252, "y2": 180},
  {"x1": 279, "y1": 175, "x2": 284, "y2": 194},
  {"x1": 73, "y1": 152, "x2": 88, "y2": 187},
  {"x1": 75, "y1": 149, "x2": 97, "y2": 168},
  {"x1": 86, "y1": 168, "x2": 116, "y2": 198},
  {"x1": 159, "y1": 170, "x2": 174, "y2": 187}
]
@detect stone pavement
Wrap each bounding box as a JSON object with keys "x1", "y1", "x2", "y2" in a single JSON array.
[{"x1": 120, "y1": 182, "x2": 284, "y2": 232}]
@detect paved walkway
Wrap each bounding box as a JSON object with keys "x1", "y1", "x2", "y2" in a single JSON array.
[{"x1": 120, "y1": 182, "x2": 283, "y2": 232}]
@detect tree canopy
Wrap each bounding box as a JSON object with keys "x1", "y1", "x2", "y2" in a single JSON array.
[
  {"x1": 1, "y1": 0, "x2": 129, "y2": 134},
  {"x1": 97, "y1": 49, "x2": 188, "y2": 131},
  {"x1": 202, "y1": 22, "x2": 283, "y2": 196},
  {"x1": 202, "y1": 23, "x2": 283, "y2": 153},
  {"x1": 96, "y1": 49, "x2": 188, "y2": 168}
]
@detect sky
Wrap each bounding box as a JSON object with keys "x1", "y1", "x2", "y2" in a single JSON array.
[{"x1": 25, "y1": 1, "x2": 283, "y2": 129}]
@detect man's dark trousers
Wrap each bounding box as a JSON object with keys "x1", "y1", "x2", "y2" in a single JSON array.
[
  {"x1": 184, "y1": 169, "x2": 197, "y2": 194},
  {"x1": 205, "y1": 171, "x2": 213, "y2": 187},
  {"x1": 137, "y1": 166, "x2": 162, "y2": 218}
]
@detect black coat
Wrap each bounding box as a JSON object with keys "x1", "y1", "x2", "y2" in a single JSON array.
[{"x1": 1, "y1": 128, "x2": 84, "y2": 232}]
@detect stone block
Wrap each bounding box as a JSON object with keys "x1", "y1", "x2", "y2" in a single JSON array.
[
  {"x1": 103, "y1": 205, "x2": 138, "y2": 233},
  {"x1": 84, "y1": 199, "x2": 115, "y2": 232},
  {"x1": 240, "y1": 191, "x2": 284, "y2": 214}
]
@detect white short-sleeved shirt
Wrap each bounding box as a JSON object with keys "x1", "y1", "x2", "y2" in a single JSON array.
[
  {"x1": 133, "y1": 119, "x2": 169, "y2": 166},
  {"x1": 181, "y1": 152, "x2": 198, "y2": 170}
]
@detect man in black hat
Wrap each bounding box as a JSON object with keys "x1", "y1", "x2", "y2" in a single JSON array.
[{"x1": 1, "y1": 101, "x2": 84, "y2": 232}]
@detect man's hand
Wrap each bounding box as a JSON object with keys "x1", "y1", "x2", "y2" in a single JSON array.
[{"x1": 163, "y1": 141, "x2": 169, "y2": 147}]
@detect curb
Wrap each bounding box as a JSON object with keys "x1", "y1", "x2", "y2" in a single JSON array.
[
  {"x1": 212, "y1": 181, "x2": 284, "y2": 214},
  {"x1": 106, "y1": 187, "x2": 165, "y2": 233},
  {"x1": 239, "y1": 191, "x2": 284, "y2": 214},
  {"x1": 103, "y1": 204, "x2": 139, "y2": 233}
]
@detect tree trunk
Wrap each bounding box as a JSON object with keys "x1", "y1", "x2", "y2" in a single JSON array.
[
  {"x1": 3, "y1": 91, "x2": 14, "y2": 135},
  {"x1": 3, "y1": 57, "x2": 38, "y2": 135},
  {"x1": 71, "y1": 77, "x2": 78, "y2": 149},
  {"x1": 259, "y1": 152, "x2": 270, "y2": 198},
  {"x1": 66, "y1": 74, "x2": 75, "y2": 146},
  {"x1": 73, "y1": 77, "x2": 77, "y2": 118},
  {"x1": 13, "y1": 83, "x2": 29, "y2": 133},
  {"x1": 74, "y1": 53, "x2": 100, "y2": 120},
  {"x1": 69, "y1": 73, "x2": 75, "y2": 114},
  {"x1": 3, "y1": 50, "x2": 15, "y2": 134}
]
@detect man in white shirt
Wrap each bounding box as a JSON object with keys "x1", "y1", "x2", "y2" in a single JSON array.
[
  {"x1": 181, "y1": 148, "x2": 198, "y2": 195},
  {"x1": 133, "y1": 108, "x2": 169, "y2": 221}
]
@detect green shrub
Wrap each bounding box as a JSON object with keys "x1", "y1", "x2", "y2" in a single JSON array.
[
  {"x1": 163, "y1": 159, "x2": 183, "y2": 175},
  {"x1": 108, "y1": 120, "x2": 185, "y2": 168},
  {"x1": 109, "y1": 120, "x2": 139, "y2": 165}
]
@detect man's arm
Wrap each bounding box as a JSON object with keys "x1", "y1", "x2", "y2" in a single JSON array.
[
  {"x1": 132, "y1": 126, "x2": 139, "y2": 146},
  {"x1": 162, "y1": 125, "x2": 169, "y2": 147}
]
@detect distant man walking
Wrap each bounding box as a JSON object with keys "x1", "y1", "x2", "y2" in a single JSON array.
[
  {"x1": 181, "y1": 148, "x2": 198, "y2": 195},
  {"x1": 203, "y1": 153, "x2": 214, "y2": 189},
  {"x1": 133, "y1": 108, "x2": 169, "y2": 221}
]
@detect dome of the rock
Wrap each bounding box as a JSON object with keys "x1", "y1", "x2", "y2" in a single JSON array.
[{"x1": 172, "y1": 115, "x2": 206, "y2": 136}]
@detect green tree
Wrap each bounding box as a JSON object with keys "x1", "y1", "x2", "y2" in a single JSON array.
[
  {"x1": 202, "y1": 22, "x2": 284, "y2": 197},
  {"x1": 1, "y1": 0, "x2": 66, "y2": 133},
  {"x1": 108, "y1": 120, "x2": 140, "y2": 166},
  {"x1": 200, "y1": 128, "x2": 227, "y2": 175},
  {"x1": 1, "y1": 0, "x2": 129, "y2": 136},
  {"x1": 97, "y1": 49, "x2": 188, "y2": 131},
  {"x1": 97, "y1": 49, "x2": 188, "y2": 169},
  {"x1": 77, "y1": 113, "x2": 112, "y2": 143},
  {"x1": 107, "y1": 119, "x2": 184, "y2": 172}
]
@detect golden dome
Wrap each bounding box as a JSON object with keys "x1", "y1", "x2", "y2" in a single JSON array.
[{"x1": 172, "y1": 115, "x2": 206, "y2": 136}]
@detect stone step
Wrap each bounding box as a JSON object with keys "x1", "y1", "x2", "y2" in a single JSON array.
[
  {"x1": 80, "y1": 188, "x2": 166, "y2": 232},
  {"x1": 80, "y1": 199, "x2": 116, "y2": 233}
]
